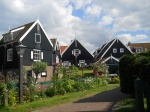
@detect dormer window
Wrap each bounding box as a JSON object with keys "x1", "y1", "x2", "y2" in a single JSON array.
[
  {"x1": 35, "y1": 33, "x2": 41, "y2": 43},
  {"x1": 4, "y1": 33, "x2": 12, "y2": 42}
]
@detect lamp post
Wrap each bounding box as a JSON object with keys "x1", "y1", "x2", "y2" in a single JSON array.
[{"x1": 16, "y1": 43, "x2": 26, "y2": 103}]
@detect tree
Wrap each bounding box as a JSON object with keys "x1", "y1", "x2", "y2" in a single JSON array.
[{"x1": 31, "y1": 61, "x2": 48, "y2": 83}]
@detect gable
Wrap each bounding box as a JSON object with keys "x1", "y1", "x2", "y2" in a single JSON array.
[
  {"x1": 102, "y1": 39, "x2": 132, "y2": 58},
  {"x1": 62, "y1": 39, "x2": 93, "y2": 62},
  {"x1": 95, "y1": 38, "x2": 132, "y2": 59},
  {"x1": 20, "y1": 20, "x2": 53, "y2": 47},
  {"x1": 95, "y1": 39, "x2": 114, "y2": 59},
  {"x1": 101, "y1": 56, "x2": 119, "y2": 64},
  {"x1": 21, "y1": 23, "x2": 53, "y2": 50}
]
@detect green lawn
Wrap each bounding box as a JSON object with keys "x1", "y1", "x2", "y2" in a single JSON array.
[{"x1": 0, "y1": 84, "x2": 119, "y2": 112}]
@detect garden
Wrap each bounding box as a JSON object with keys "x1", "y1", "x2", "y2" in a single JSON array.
[{"x1": 0, "y1": 62, "x2": 120, "y2": 111}]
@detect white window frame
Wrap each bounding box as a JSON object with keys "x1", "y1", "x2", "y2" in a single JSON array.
[
  {"x1": 31, "y1": 49, "x2": 43, "y2": 61},
  {"x1": 72, "y1": 49, "x2": 81, "y2": 56},
  {"x1": 63, "y1": 61, "x2": 71, "y2": 67},
  {"x1": 7, "y1": 48, "x2": 13, "y2": 61},
  {"x1": 113, "y1": 48, "x2": 117, "y2": 53},
  {"x1": 135, "y1": 47, "x2": 143, "y2": 53},
  {"x1": 35, "y1": 33, "x2": 41, "y2": 43},
  {"x1": 120, "y1": 48, "x2": 124, "y2": 53}
]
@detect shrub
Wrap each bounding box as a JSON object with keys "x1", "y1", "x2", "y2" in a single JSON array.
[
  {"x1": 8, "y1": 88, "x2": 18, "y2": 106},
  {"x1": 109, "y1": 76, "x2": 120, "y2": 84},
  {"x1": 119, "y1": 51, "x2": 150, "y2": 94}
]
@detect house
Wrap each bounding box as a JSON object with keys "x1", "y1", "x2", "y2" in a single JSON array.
[
  {"x1": 94, "y1": 38, "x2": 133, "y2": 74},
  {"x1": 128, "y1": 42, "x2": 150, "y2": 53},
  {"x1": 61, "y1": 38, "x2": 94, "y2": 67},
  {"x1": 50, "y1": 38, "x2": 61, "y2": 65},
  {"x1": 0, "y1": 20, "x2": 53, "y2": 82}
]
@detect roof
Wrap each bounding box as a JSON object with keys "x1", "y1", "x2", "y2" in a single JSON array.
[
  {"x1": 0, "y1": 21, "x2": 34, "y2": 45},
  {"x1": 128, "y1": 42, "x2": 150, "y2": 51},
  {"x1": 96, "y1": 55, "x2": 119, "y2": 64},
  {"x1": 60, "y1": 46, "x2": 67, "y2": 54},
  {"x1": 95, "y1": 38, "x2": 116, "y2": 59},
  {"x1": 95, "y1": 38, "x2": 132, "y2": 59},
  {"x1": 61, "y1": 38, "x2": 93, "y2": 57},
  {"x1": 1, "y1": 20, "x2": 53, "y2": 47},
  {"x1": 50, "y1": 38, "x2": 57, "y2": 50}
]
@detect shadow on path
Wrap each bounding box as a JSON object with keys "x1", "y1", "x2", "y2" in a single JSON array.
[{"x1": 74, "y1": 87, "x2": 127, "y2": 112}]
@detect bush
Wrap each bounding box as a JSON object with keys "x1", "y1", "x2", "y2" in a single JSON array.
[
  {"x1": 119, "y1": 51, "x2": 150, "y2": 94},
  {"x1": 109, "y1": 76, "x2": 120, "y2": 84}
]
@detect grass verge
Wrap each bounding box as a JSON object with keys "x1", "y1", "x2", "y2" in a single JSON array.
[
  {"x1": 0, "y1": 84, "x2": 119, "y2": 112},
  {"x1": 113, "y1": 98, "x2": 148, "y2": 112}
]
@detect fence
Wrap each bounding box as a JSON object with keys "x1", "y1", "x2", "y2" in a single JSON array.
[{"x1": 134, "y1": 78, "x2": 150, "y2": 112}]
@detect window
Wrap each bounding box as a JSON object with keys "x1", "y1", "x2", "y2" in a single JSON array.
[
  {"x1": 63, "y1": 61, "x2": 71, "y2": 67},
  {"x1": 31, "y1": 49, "x2": 43, "y2": 61},
  {"x1": 41, "y1": 71, "x2": 47, "y2": 77},
  {"x1": 4, "y1": 33, "x2": 12, "y2": 42},
  {"x1": 135, "y1": 47, "x2": 143, "y2": 53},
  {"x1": 113, "y1": 48, "x2": 117, "y2": 53},
  {"x1": 7, "y1": 48, "x2": 13, "y2": 61},
  {"x1": 35, "y1": 33, "x2": 41, "y2": 43},
  {"x1": 120, "y1": 48, "x2": 124, "y2": 53},
  {"x1": 72, "y1": 49, "x2": 81, "y2": 56},
  {"x1": 79, "y1": 60, "x2": 86, "y2": 67}
]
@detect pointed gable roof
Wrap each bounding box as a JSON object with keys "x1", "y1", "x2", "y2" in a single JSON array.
[
  {"x1": 50, "y1": 38, "x2": 59, "y2": 50},
  {"x1": 95, "y1": 39, "x2": 115, "y2": 59},
  {"x1": 95, "y1": 55, "x2": 119, "y2": 64},
  {"x1": 61, "y1": 38, "x2": 93, "y2": 57},
  {"x1": 95, "y1": 38, "x2": 132, "y2": 59},
  {"x1": 1, "y1": 20, "x2": 53, "y2": 47}
]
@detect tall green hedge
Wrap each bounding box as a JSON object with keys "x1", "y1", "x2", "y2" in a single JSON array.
[{"x1": 119, "y1": 51, "x2": 150, "y2": 94}]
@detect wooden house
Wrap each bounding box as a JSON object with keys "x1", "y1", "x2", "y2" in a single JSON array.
[
  {"x1": 94, "y1": 38, "x2": 133, "y2": 74},
  {"x1": 50, "y1": 38, "x2": 61, "y2": 65},
  {"x1": 0, "y1": 20, "x2": 53, "y2": 82},
  {"x1": 61, "y1": 38, "x2": 94, "y2": 67}
]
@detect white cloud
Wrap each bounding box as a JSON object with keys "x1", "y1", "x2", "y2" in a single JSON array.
[
  {"x1": 0, "y1": 0, "x2": 150, "y2": 54},
  {"x1": 99, "y1": 15, "x2": 113, "y2": 26},
  {"x1": 117, "y1": 34, "x2": 148, "y2": 44},
  {"x1": 84, "y1": 4, "x2": 102, "y2": 18}
]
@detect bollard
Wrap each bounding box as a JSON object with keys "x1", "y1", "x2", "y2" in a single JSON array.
[
  {"x1": 134, "y1": 78, "x2": 144, "y2": 112},
  {"x1": 144, "y1": 85, "x2": 150, "y2": 112},
  {"x1": 3, "y1": 92, "x2": 8, "y2": 106}
]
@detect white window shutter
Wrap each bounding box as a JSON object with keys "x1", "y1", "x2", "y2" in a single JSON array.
[
  {"x1": 79, "y1": 50, "x2": 81, "y2": 54},
  {"x1": 41, "y1": 52, "x2": 43, "y2": 60},
  {"x1": 69, "y1": 62, "x2": 71, "y2": 66},
  {"x1": 72, "y1": 50, "x2": 74, "y2": 55},
  {"x1": 31, "y1": 51, "x2": 33, "y2": 59}
]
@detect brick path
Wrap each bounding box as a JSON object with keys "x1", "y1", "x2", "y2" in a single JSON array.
[{"x1": 33, "y1": 87, "x2": 126, "y2": 112}]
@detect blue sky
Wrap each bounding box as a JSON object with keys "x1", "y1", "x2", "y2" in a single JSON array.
[{"x1": 0, "y1": 0, "x2": 150, "y2": 53}]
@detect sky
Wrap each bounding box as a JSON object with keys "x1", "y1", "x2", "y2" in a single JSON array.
[{"x1": 0, "y1": 0, "x2": 150, "y2": 53}]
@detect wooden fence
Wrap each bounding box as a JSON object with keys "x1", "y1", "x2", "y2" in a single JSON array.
[{"x1": 134, "y1": 78, "x2": 150, "y2": 112}]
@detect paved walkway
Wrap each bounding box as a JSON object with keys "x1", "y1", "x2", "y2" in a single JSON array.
[{"x1": 33, "y1": 87, "x2": 126, "y2": 112}]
